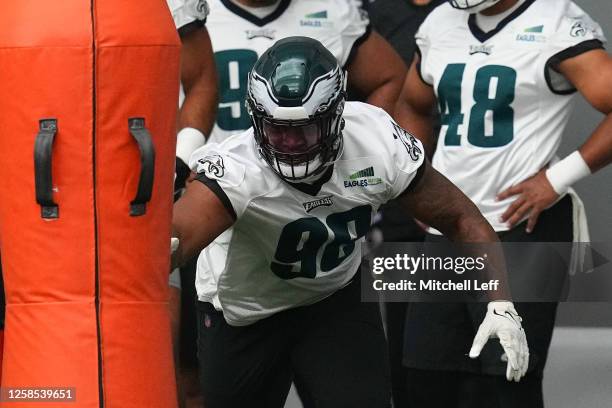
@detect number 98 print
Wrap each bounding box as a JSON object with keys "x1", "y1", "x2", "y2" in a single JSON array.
[{"x1": 0, "y1": 387, "x2": 76, "y2": 402}]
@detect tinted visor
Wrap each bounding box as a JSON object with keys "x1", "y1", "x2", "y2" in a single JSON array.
[{"x1": 262, "y1": 120, "x2": 321, "y2": 155}]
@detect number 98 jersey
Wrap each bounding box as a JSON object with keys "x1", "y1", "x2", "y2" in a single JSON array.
[
  {"x1": 206, "y1": 0, "x2": 369, "y2": 144},
  {"x1": 189, "y1": 102, "x2": 424, "y2": 326},
  {"x1": 418, "y1": 0, "x2": 605, "y2": 231}
]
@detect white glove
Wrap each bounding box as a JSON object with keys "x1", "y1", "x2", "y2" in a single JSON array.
[{"x1": 469, "y1": 301, "x2": 529, "y2": 382}]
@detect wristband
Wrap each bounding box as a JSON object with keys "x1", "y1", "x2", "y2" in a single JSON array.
[
  {"x1": 176, "y1": 127, "x2": 206, "y2": 165},
  {"x1": 545, "y1": 151, "x2": 591, "y2": 195}
]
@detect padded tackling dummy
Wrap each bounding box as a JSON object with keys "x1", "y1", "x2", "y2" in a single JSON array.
[{"x1": 0, "y1": 1, "x2": 180, "y2": 407}]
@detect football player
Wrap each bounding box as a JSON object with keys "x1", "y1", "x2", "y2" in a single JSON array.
[
  {"x1": 395, "y1": 0, "x2": 612, "y2": 406},
  {"x1": 166, "y1": 1, "x2": 217, "y2": 407},
  {"x1": 365, "y1": 1, "x2": 446, "y2": 406},
  {"x1": 204, "y1": 0, "x2": 406, "y2": 145},
  {"x1": 172, "y1": 37, "x2": 528, "y2": 408}
]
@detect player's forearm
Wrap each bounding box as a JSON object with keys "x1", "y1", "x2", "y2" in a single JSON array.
[
  {"x1": 546, "y1": 112, "x2": 612, "y2": 195},
  {"x1": 179, "y1": 79, "x2": 218, "y2": 136},
  {"x1": 449, "y1": 213, "x2": 511, "y2": 301},
  {"x1": 413, "y1": 170, "x2": 511, "y2": 301},
  {"x1": 364, "y1": 79, "x2": 404, "y2": 116},
  {"x1": 579, "y1": 111, "x2": 612, "y2": 173}
]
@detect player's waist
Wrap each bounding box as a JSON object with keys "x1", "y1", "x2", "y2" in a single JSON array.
[{"x1": 201, "y1": 265, "x2": 361, "y2": 326}]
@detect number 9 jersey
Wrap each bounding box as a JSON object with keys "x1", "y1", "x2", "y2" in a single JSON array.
[
  {"x1": 417, "y1": 0, "x2": 605, "y2": 231},
  {"x1": 206, "y1": 0, "x2": 370, "y2": 144},
  {"x1": 189, "y1": 102, "x2": 425, "y2": 326}
]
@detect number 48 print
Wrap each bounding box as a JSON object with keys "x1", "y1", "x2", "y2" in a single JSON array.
[{"x1": 438, "y1": 64, "x2": 517, "y2": 148}]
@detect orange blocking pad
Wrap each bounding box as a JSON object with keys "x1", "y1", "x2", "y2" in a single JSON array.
[{"x1": 0, "y1": 1, "x2": 180, "y2": 406}]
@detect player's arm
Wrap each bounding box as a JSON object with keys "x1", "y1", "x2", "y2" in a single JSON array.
[
  {"x1": 394, "y1": 56, "x2": 438, "y2": 158},
  {"x1": 399, "y1": 162, "x2": 528, "y2": 381},
  {"x1": 346, "y1": 31, "x2": 407, "y2": 114},
  {"x1": 399, "y1": 161, "x2": 502, "y2": 261},
  {"x1": 175, "y1": 26, "x2": 218, "y2": 197},
  {"x1": 498, "y1": 49, "x2": 612, "y2": 231},
  {"x1": 171, "y1": 180, "x2": 234, "y2": 269},
  {"x1": 558, "y1": 49, "x2": 612, "y2": 172},
  {"x1": 178, "y1": 26, "x2": 218, "y2": 139}
]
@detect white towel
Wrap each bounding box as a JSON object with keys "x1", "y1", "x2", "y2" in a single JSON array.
[{"x1": 567, "y1": 188, "x2": 591, "y2": 275}]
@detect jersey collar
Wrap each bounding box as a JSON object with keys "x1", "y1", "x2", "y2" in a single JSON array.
[
  {"x1": 468, "y1": 0, "x2": 536, "y2": 43},
  {"x1": 221, "y1": 0, "x2": 292, "y2": 27},
  {"x1": 287, "y1": 165, "x2": 334, "y2": 196}
]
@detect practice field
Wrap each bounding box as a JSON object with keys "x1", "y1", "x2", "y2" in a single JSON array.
[{"x1": 284, "y1": 327, "x2": 612, "y2": 408}]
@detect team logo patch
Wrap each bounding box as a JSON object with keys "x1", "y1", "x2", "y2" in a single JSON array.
[
  {"x1": 300, "y1": 10, "x2": 333, "y2": 27},
  {"x1": 197, "y1": 155, "x2": 225, "y2": 178},
  {"x1": 344, "y1": 167, "x2": 382, "y2": 188},
  {"x1": 195, "y1": 0, "x2": 209, "y2": 16},
  {"x1": 303, "y1": 196, "x2": 334, "y2": 213},
  {"x1": 469, "y1": 44, "x2": 493, "y2": 55},
  {"x1": 246, "y1": 28, "x2": 276, "y2": 40},
  {"x1": 570, "y1": 21, "x2": 588, "y2": 37},
  {"x1": 391, "y1": 121, "x2": 422, "y2": 162}
]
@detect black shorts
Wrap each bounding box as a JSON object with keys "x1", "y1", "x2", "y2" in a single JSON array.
[
  {"x1": 403, "y1": 195, "x2": 573, "y2": 375},
  {"x1": 197, "y1": 278, "x2": 391, "y2": 408}
]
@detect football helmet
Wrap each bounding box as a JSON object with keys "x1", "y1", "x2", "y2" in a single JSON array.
[
  {"x1": 448, "y1": 0, "x2": 502, "y2": 13},
  {"x1": 246, "y1": 36, "x2": 346, "y2": 182}
]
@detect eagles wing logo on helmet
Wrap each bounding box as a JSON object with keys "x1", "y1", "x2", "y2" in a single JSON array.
[
  {"x1": 248, "y1": 66, "x2": 344, "y2": 120},
  {"x1": 197, "y1": 155, "x2": 225, "y2": 178}
]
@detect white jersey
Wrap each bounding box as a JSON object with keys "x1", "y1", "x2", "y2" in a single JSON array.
[
  {"x1": 417, "y1": 0, "x2": 605, "y2": 231},
  {"x1": 167, "y1": 0, "x2": 209, "y2": 30},
  {"x1": 206, "y1": 0, "x2": 370, "y2": 144},
  {"x1": 189, "y1": 102, "x2": 425, "y2": 326}
]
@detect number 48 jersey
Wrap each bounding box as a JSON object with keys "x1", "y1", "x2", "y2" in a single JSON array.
[
  {"x1": 189, "y1": 102, "x2": 425, "y2": 326},
  {"x1": 418, "y1": 0, "x2": 605, "y2": 231}
]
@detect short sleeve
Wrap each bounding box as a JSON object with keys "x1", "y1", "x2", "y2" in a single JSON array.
[
  {"x1": 167, "y1": 0, "x2": 209, "y2": 33},
  {"x1": 545, "y1": 3, "x2": 606, "y2": 94},
  {"x1": 189, "y1": 145, "x2": 251, "y2": 219},
  {"x1": 414, "y1": 14, "x2": 435, "y2": 86},
  {"x1": 337, "y1": 0, "x2": 372, "y2": 67},
  {"x1": 386, "y1": 120, "x2": 426, "y2": 201}
]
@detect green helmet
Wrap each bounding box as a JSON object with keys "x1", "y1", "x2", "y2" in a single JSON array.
[{"x1": 246, "y1": 36, "x2": 346, "y2": 182}]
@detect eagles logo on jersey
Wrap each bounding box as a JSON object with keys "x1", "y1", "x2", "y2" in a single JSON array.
[{"x1": 167, "y1": 0, "x2": 209, "y2": 30}]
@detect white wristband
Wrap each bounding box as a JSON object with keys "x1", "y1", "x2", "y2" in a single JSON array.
[
  {"x1": 545, "y1": 151, "x2": 591, "y2": 195},
  {"x1": 176, "y1": 127, "x2": 206, "y2": 165}
]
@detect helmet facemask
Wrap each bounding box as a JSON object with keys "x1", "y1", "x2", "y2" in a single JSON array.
[
  {"x1": 249, "y1": 93, "x2": 345, "y2": 182},
  {"x1": 448, "y1": 0, "x2": 502, "y2": 13},
  {"x1": 246, "y1": 38, "x2": 347, "y2": 182}
]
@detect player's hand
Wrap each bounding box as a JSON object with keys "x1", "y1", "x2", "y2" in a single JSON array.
[
  {"x1": 497, "y1": 169, "x2": 559, "y2": 233},
  {"x1": 469, "y1": 301, "x2": 529, "y2": 382},
  {"x1": 174, "y1": 157, "x2": 191, "y2": 202}
]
